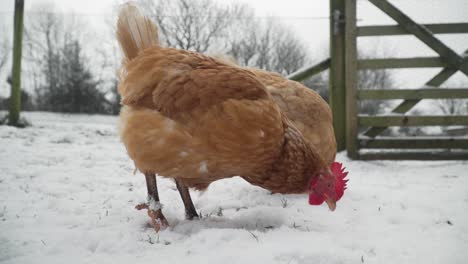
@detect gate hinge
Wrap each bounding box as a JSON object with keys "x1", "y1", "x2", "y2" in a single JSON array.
[{"x1": 333, "y1": 10, "x2": 346, "y2": 35}]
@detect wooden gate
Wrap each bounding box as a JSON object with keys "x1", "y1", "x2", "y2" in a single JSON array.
[{"x1": 343, "y1": 0, "x2": 468, "y2": 160}]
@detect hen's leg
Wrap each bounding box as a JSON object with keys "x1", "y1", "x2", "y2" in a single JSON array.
[
  {"x1": 175, "y1": 179, "x2": 199, "y2": 220},
  {"x1": 135, "y1": 173, "x2": 169, "y2": 231}
]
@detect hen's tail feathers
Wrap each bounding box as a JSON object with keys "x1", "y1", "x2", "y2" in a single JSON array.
[{"x1": 117, "y1": 3, "x2": 159, "y2": 61}]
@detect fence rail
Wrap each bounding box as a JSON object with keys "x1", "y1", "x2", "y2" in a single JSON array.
[
  {"x1": 359, "y1": 115, "x2": 468, "y2": 127},
  {"x1": 358, "y1": 88, "x2": 468, "y2": 100},
  {"x1": 358, "y1": 151, "x2": 468, "y2": 160},
  {"x1": 358, "y1": 57, "x2": 448, "y2": 69},
  {"x1": 359, "y1": 137, "x2": 468, "y2": 149},
  {"x1": 358, "y1": 23, "x2": 468, "y2": 36},
  {"x1": 287, "y1": 58, "x2": 330, "y2": 82}
]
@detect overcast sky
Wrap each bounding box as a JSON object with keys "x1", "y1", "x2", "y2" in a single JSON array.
[{"x1": 0, "y1": 0, "x2": 467, "y2": 97}]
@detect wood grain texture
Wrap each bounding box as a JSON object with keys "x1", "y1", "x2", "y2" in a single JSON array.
[
  {"x1": 359, "y1": 115, "x2": 468, "y2": 127},
  {"x1": 358, "y1": 23, "x2": 468, "y2": 36},
  {"x1": 358, "y1": 88, "x2": 468, "y2": 100}
]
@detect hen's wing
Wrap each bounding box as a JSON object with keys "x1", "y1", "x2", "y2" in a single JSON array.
[
  {"x1": 116, "y1": 5, "x2": 285, "y2": 189},
  {"x1": 152, "y1": 56, "x2": 269, "y2": 123},
  {"x1": 120, "y1": 50, "x2": 285, "y2": 185}
]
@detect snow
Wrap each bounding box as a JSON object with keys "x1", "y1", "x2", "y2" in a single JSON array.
[{"x1": 1, "y1": 112, "x2": 468, "y2": 264}]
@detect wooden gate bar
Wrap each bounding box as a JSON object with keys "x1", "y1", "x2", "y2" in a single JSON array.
[
  {"x1": 358, "y1": 151, "x2": 468, "y2": 160},
  {"x1": 358, "y1": 23, "x2": 468, "y2": 36},
  {"x1": 363, "y1": 52, "x2": 466, "y2": 138},
  {"x1": 368, "y1": 0, "x2": 468, "y2": 76},
  {"x1": 359, "y1": 115, "x2": 468, "y2": 127},
  {"x1": 358, "y1": 88, "x2": 468, "y2": 100},
  {"x1": 359, "y1": 137, "x2": 468, "y2": 149},
  {"x1": 358, "y1": 57, "x2": 448, "y2": 69},
  {"x1": 287, "y1": 58, "x2": 330, "y2": 82}
]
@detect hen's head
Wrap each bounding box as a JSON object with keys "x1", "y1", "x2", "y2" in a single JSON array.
[{"x1": 308, "y1": 162, "x2": 348, "y2": 211}]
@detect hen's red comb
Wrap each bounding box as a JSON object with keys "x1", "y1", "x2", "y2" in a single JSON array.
[{"x1": 330, "y1": 162, "x2": 349, "y2": 200}]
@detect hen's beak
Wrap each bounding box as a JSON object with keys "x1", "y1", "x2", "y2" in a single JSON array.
[{"x1": 325, "y1": 197, "x2": 336, "y2": 211}]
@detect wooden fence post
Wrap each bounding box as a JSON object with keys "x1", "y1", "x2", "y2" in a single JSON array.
[
  {"x1": 8, "y1": 0, "x2": 24, "y2": 126},
  {"x1": 345, "y1": 0, "x2": 358, "y2": 159},
  {"x1": 329, "y1": 0, "x2": 346, "y2": 151}
]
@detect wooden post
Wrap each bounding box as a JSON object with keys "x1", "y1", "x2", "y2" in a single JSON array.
[
  {"x1": 329, "y1": 0, "x2": 346, "y2": 151},
  {"x1": 344, "y1": 0, "x2": 358, "y2": 159},
  {"x1": 8, "y1": 0, "x2": 24, "y2": 126}
]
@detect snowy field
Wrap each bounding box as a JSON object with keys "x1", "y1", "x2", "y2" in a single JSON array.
[{"x1": 1, "y1": 112, "x2": 467, "y2": 264}]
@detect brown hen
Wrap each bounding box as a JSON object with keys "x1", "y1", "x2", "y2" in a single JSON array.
[{"x1": 116, "y1": 3, "x2": 345, "y2": 231}]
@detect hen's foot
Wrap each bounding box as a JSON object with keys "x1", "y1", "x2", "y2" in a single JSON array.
[
  {"x1": 185, "y1": 210, "x2": 199, "y2": 220},
  {"x1": 135, "y1": 203, "x2": 169, "y2": 232}
]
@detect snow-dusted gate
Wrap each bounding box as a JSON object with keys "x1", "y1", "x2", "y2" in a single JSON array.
[
  {"x1": 290, "y1": 0, "x2": 468, "y2": 160},
  {"x1": 343, "y1": 0, "x2": 468, "y2": 160}
]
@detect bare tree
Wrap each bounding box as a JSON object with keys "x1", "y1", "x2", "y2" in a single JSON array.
[
  {"x1": 22, "y1": 4, "x2": 106, "y2": 113},
  {"x1": 228, "y1": 17, "x2": 309, "y2": 75},
  {"x1": 0, "y1": 33, "x2": 10, "y2": 110},
  {"x1": 23, "y1": 3, "x2": 64, "y2": 97},
  {"x1": 101, "y1": 11, "x2": 126, "y2": 114},
  {"x1": 272, "y1": 28, "x2": 308, "y2": 74},
  {"x1": 0, "y1": 36, "x2": 9, "y2": 74},
  {"x1": 138, "y1": 0, "x2": 309, "y2": 75},
  {"x1": 0, "y1": 32, "x2": 11, "y2": 111},
  {"x1": 140, "y1": 0, "x2": 244, "y2": 53},
  {"x1": 437, "y1": 99, "x2": 467, "y2": 115}
]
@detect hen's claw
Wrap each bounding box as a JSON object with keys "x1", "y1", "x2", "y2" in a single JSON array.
[
  {"x1": 135, "y1": 203, "x2": 169, "y2": 232},
  {"x1": 148, "y1": 209, "x2": 169, "y2": 232},
  {"x1": 135, "y1": 203, "x2": 149, "y2": 210}
]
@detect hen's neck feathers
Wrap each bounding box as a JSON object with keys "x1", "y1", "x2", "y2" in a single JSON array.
[{"x1": 244, "y1": 119, "x2": 326, "y2": 194}]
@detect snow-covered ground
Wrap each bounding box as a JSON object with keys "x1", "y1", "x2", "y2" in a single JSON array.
[{"x1": 1, "y1": 112, "x2": 467, "y2": 264}]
